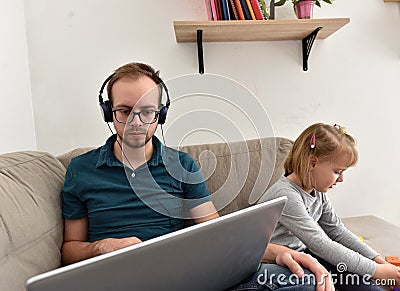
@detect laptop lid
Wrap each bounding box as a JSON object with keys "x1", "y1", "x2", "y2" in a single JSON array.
[{"x1": 26, "y1": 196, "x2": 287, "y2": 291}]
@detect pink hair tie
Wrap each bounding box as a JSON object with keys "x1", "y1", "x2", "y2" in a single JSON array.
[{"x1": 310, "y1": 133, "x2": 316, "y2": 149}]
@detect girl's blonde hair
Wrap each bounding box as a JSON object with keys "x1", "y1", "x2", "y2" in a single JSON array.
[{"x1": 284, "y1": 123, "x2": 358, "y2": 189}]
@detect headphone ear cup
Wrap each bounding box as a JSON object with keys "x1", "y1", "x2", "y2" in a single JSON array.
[
  {"x1": 158, "y1": 105, "x2": 169, "y2": 125},
  {"x1": 100, "y1": 100, "x2": 113, "y2": 123}
]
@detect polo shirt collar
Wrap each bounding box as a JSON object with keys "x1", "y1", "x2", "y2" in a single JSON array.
[
  {"x1": 96, "y1": 134, "x2": 165, "y2": 168},
  {"x1": 148, "y1": 135, "x2": 164, "y2": 167}
]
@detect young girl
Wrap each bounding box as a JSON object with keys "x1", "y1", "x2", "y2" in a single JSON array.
[{"x1": 259, "y1": 123, "x2": 400, "y2": 291}]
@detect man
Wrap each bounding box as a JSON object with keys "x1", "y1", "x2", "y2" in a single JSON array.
[{"x1": 61, "y1": 62, "x2": 333, "y2": 290}]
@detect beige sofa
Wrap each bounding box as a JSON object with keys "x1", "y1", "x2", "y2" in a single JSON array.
[{"x1": 1, "y1": 137, "x2": 399, "y2": 290}]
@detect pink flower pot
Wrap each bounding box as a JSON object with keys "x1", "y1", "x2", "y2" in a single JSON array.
[{"x1": 295, "y1": 1, "x2": 314, "y2": 19}]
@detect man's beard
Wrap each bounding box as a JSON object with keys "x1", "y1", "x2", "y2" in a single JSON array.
[{"x1": 120, "y1": 129, "x2": 152, "y2": 149}]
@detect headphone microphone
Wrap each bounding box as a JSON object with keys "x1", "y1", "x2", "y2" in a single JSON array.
[{"x1": 98, "y1": 73, "x2": 170, "y2": 124}]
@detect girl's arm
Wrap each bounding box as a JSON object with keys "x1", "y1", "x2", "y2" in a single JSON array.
[
  {"x1": 311, "y1": 192, "x2": 399, "y2": 286},
  {"x1": 316, "y1": 193, "x2": 380, "y2": 261},
  {"x1": 274, "y1": 188, "x2": 376, "y2": 277}
]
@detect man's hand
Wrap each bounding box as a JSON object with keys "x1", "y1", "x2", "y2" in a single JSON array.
[
  {"x1": 93, "y1": 236, "x2": 142, "y2": 255},
  {"x1": 276, "y1": 250, "x2": 334, "y2": 291},
  {"x1": 263, "y1": 243, "x2": 334, "y2": 291}
]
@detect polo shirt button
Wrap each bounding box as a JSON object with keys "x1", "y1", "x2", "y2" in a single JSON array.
[{"x1": 131, "y1": 172, "x2": 136, "y2": 178}]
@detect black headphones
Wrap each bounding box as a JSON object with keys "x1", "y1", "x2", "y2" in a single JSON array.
[{"x1": 98, "y1": 73, "x2": 170, "y2": 124}]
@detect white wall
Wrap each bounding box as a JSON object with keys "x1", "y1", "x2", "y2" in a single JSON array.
[
  {"x1": 20, "y1": 0, "x2": 400, "y2": 225},
  {"x1": 0, "y1": 0, "x2": 36, "y2": 154}
]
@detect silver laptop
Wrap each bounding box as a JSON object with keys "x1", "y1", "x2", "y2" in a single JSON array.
[{"x1": 26, "y1": 196, "x2": 287, "y2": 291}]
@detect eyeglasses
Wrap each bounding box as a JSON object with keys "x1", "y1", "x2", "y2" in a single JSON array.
[{"x1": 112, "y1": 108, "x2": 160, "y2": 124}]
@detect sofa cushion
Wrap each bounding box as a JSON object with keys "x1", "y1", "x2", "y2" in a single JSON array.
[
  {"x1": 179, "y1": 137, "x2": 293, "y2": 216},
  {"x1": 0, "y1": 151, "x2": 66, "y2": 291}
]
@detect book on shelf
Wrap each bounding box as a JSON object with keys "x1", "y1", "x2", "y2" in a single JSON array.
[
  {"x1": 233, "y1": 0, "x2": 246, "y2": 20},
  {"x1": 205, "y1": 0, "x2": 270, "y2": 21},
  {"x1": 258, "y1": 0, "x2": 270, "y2": 20},
  {"x1": 215, "y1": 0, "x2": 223, "y2": 20},
  {"x1": 229, "y1": 0, "x2": 240, "y2": 20},
  {"x1": 205, "y1": 0, "x2": 218, "y2": 20},
  {"x1": 245, "y1": 0, "x2": 256, "y2": 19},
  {"x1": 239, "y1": 0, "x2": 252, "y2": 19},
  {"x1": 205, "y1": 0, "x2": 211, "y2": 20},
  {"x1": 249, "y1": 0, "x2": 264, "y2": 20},
  {"x1": 220, "y1": 0, "x2": 231, "y2": 20}
]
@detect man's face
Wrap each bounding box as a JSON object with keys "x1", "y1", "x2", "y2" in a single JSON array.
[{"x1": 111, "y1": 76, "x2": 160, "y2": 149}]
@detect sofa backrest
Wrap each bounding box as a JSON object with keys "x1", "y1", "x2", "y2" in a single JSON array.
[
  {"x1": 58, "y1": 137, "x2": 293, "y2": 216},
  {"x1": 0, "y1": 151, "x2": 66, "y2": 291},
  {"x1": 178, "y1": 137, "x2": 293, "y2": 216},
  {"x1": 57, "y1": 147, "x2": 95, "y2": 169}
]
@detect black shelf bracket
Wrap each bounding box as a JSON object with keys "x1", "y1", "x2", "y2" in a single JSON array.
[
  {"x1": 302, "y1": 27, "x2": 322, "y2": 71},
  {"x1": 197, "y1": 29, "x2": 204, "y2": 74}
]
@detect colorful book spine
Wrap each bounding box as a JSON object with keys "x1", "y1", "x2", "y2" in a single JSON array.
[
  {"x1": 249, "y1": 0, "x2": 264, "y2": 20},
  {"x1": 220, "y1": 0, "x2": 231, "y2": 20},
  {"x1": 210, "y1": 0, "x2": 219, "y2": 20},
  {"x1": 215, "y1": 0, "x2": 223, "y2": 20},
  {"x1": 245, "y1": 0, "x2": 256, "y2": 20},
  {"x1": 239, "y1": 0, "x2": 252, "y2": 19},
  {"x1": 205, "y1": 0, "x2": 212, "y2": 20},
  {"x1": 234, "y1": 0, "x2": 246, "y2": 20},
  {"x1": 206, "y1": 0, "x2": 265, "y2": 20},
  {"x1": 229, "y1": 0, "x2": 240, "y2": 20},
  {"x1": 257, "y1": 0, "x2": 269, "y2": 19}
]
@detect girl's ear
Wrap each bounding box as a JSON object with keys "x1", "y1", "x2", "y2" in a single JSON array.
[{"x1": 309, "y1": 156, "x2": 318, "y2": 168}]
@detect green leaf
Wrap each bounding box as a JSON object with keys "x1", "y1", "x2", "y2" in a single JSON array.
[
  {"x1": 275, "y1": 0, "x2": 287, "y2": 6},
  {"x1": 322, "y1": 0, "x2": 333, "y2": 4},
  {"x1": 315, "y1": 0, "x2": 321, "y2": 7}
]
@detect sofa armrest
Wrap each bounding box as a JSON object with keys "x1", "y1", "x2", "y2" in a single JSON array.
[{"x1": 0, "y1": 151, "x2": 66, "y2": 290}]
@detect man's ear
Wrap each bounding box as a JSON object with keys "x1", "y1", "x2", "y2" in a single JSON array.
[{"x1": 309, "y1": 156, "x2": 319, "y2": 168}]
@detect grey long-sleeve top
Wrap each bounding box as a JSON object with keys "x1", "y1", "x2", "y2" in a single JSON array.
[{"x1": 258, "y1": 176, "x2": 379, "y2": 276}]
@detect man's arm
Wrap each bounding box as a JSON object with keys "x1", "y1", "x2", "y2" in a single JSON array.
[
  {"x1": 263, "y1": 243, "x2": 334, "y2": 291},
  {"x1": 61, "y1": 218, "x2": 142, "y2": 265},
  {"x1": 190, "y1": 201, "x2": 220, "y2": 224}
]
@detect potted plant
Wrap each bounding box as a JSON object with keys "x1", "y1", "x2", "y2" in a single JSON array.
[{"x1": 274, "y1": 0, "x2": 333, "y2": 19}]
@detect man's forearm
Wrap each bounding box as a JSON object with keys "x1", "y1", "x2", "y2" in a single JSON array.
[
  {"x1": 61, "y1": 240, "x2": 101, "y2": 265},
  {"x1": 62, "y1": 236, "x2": 142, "y2": 265}
]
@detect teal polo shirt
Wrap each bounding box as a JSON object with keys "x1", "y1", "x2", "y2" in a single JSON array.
[{"x1": 62, "y1": 135, "x2": 211, "y2": 242}]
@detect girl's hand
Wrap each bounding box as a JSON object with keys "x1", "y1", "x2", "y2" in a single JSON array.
[
  {"x1": 373, "y1": 255, "x2": 391, "y2": 265},
  {"x1": 372, "y1": 263, "x2": 400, "y2": 287}
]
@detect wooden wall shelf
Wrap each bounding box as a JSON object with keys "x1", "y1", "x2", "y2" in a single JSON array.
[
  {"x1": 384, "y1": 0, "x2": 400, "y2": 2},
  {"x1": 174, "y1": 18, "x2": 350, "y2": 42},
  {"x1": 173, "y1": 18, "x2": 350, "y2": 72}
]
